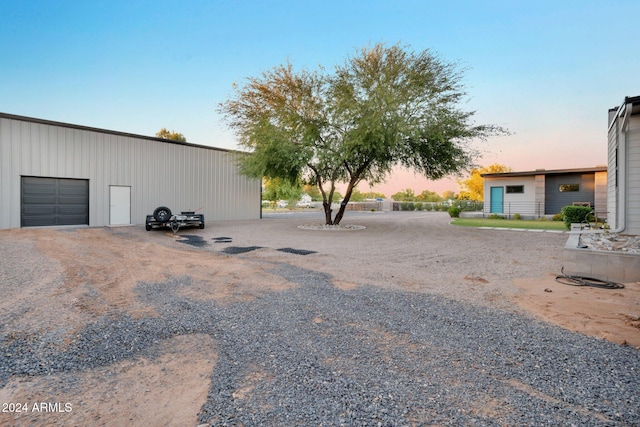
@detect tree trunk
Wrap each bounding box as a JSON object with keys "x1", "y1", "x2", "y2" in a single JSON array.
[
  {"x1": 322, "y1": 201, "x2": 333, "y2": 225},
  {"x1": 332, "y1": 201, "x2": 348, "y2": 225},
  {"x1": 332, "y1": 179, "x2": 358, "y2": 225},
  {"x1": 316, "y1": 174, "x2": 337, "y2": 225}
]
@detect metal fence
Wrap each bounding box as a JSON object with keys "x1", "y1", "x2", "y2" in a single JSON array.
[
  {"x1": 485, "y1": 201, "x2": 547, "y2": 219},
  {"x1": 391, "y1": 201, "x2": 484, "y2": 212}
]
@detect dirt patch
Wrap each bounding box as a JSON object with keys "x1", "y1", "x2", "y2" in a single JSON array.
[
  {"x1": 26, "y1": 228, "x2": 291, "y2": 314},
  {"x1": 0, "y1": 227, "x2": 294, "y2": 426},
  {"x1": 511, "y1": 275, "x2": 640, "y2": 348},
  {"x1": 0, "y1": 334, "x2": 216, "y2": 426}
]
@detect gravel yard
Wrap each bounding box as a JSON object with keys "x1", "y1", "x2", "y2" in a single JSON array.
[{"x1": 0, "y1": 211, "x2": 638, "y2": 426}]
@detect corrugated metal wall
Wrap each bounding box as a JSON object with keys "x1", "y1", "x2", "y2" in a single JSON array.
[
  {"x1": 607, "y1": 113, "x2": 620, "y2": 229},
  {"x1": 627, "y1": 115, "x2": 640, "y2": 234},
  {"x1": 0, "y1": 114, "x2": 261, "y2": 229}
]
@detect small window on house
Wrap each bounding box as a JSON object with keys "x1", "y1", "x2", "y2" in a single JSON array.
[
  {"x1": 506, "y1": 185, "x2": 524, "y2": 194},
  {"x1": 559, "y1": 184, "x2": 579, "y2": 192}
]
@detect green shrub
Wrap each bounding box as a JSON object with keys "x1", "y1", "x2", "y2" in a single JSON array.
[
  {"x1": 552, "y1": 213, "x2": 563, "y2": 221},
  {"x1": 448, "y1": 206, "x2": 462, "y2": 218},
  {"x1": 561, "y1": 205, "x2": 592, "y2": 229},
  {"x1": 537, "y1": 216, "x2": 548, "y2": 221},
  {"x1": 513, "y1": 213, "x2": 521, "y2": 220},
  {"x1": 424, "y1": 204, "x2": 433, "y2": 211},
  {"x1": 415, "y1": 202, "x2": 423, "y2": 211},
  {"x1": 488, "y1": 214, "x2": 504, "y2": 219}
]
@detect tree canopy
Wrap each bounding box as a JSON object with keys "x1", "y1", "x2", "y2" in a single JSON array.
[
  {"x1": 391, "y1": 189, "x2": 417, "y2": 202},
  {"x1": 262, "y1": 177, "x2": 302, "y2": 207},
  {"x1": 219, "y1": 43, "x2": 507, "y2": 224},
  {"x1": 391, "y1": 188, "x2": 448, "y2": 202},
  {"x1": 156, "y1": 128, "x2": 187, "y2": 142},
  {"x1": 457, "y1": 163, "x2": 512, "y2": 201}
]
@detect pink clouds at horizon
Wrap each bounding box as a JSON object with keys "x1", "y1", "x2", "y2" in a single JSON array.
[
  {"x1": 353, "y1": 145, "x2": 607, "y2": 198},
  {"x1": 357, "y1": 168, "x2": 461, "y2": 198}
]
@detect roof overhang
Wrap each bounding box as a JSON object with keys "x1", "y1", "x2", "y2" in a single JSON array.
[{"x1": 481, "y1": 166, "x2": 607, "y2": 178}]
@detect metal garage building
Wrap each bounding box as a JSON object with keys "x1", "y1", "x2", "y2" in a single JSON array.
[{"x1": 0, "y1": 113, "x2": 261, "y2": 230}]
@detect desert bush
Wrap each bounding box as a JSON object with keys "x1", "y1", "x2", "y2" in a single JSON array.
[
  {"x1": 448, "y1": 206, "x2": 461, "y2": 218},
  {"x1": 561, "y1": 205, "x2": 592, "y2": 229},
  {"x1": 552, "y1": 213, "x2": 563, "y2": 221},
  {"x1": 513, "y1": 213, "x2": 521, "y2": 220}
]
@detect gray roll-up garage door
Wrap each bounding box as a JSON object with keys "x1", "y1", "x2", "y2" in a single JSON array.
[{"x1": 21, "y1": 177, "x2": 89, "y2": 227}]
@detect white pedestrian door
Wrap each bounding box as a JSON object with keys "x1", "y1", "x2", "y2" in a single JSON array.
[{"x1": 110, "y1": 186, "x2": 131, "y2": 225}]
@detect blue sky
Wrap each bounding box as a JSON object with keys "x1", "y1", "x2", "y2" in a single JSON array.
[{"x1": 1, "y1": 0, "x2": 638, "y2": 194}]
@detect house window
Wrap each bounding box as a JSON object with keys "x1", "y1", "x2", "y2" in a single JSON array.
[
  {"x1": 559, "y1": 184, "x2": 579, "y2": 192},
  {"x1": 506, "y1": 185, "x2": 524, "y2": 194}
]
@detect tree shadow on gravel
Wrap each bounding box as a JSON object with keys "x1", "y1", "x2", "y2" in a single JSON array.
[
  {"x1": 220, "y1": 246, "x2": 263, "y2": 255},
  {"x1": 177, "y1": 235, "x2": 208, "y2": 247}
]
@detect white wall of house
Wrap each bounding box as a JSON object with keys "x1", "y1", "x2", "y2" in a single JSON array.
[
  {"x1": 0, "y1": 114, "x2": 261, "y2": 230},
  {"x1": 483, "y1": 176, "x2": 540, "y2": 216},
  {"x1": 607, "y1": 97, "x2": 640, "y2": 234}
]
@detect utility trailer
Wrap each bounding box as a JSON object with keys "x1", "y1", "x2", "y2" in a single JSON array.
[{"x1": 145, "y1": 206, "x2": 205, "y2": 233}]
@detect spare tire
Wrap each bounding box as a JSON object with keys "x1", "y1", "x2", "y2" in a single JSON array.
[{"x1": 153, "y1": 206, "x2": 172, "y2": 222}]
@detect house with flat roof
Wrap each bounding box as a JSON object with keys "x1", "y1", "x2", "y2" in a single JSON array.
[{"x1": 481, "y1": 167, "x2": 607, "y2": 219}]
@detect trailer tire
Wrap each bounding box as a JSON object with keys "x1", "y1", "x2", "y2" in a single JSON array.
[{"x1": 153, "y1": 206, "x2": 172, "y2": 222}]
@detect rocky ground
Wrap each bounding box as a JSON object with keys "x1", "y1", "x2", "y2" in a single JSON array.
[
  {"x1": 0, "y1": 211, "x2": 638, "y2": 426},
  {"x1": 580, "y1": 231, "x2": 640, "y2": 254}
]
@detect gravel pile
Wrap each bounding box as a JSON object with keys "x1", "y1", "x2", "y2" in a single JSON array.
[
  {"x1": 2, "y1": 261, "x2": 639, "y2": 426},
  {"x1": 580, "y1": 232, "x2": 640, "y2": 254}
]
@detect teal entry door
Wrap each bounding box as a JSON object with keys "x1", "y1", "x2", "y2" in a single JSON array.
[{"x1": 490, "y1": 187, "x2": 503, "y2": 213}]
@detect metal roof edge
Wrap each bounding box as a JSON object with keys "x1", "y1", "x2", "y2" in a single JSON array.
[
  {"x1": 624, "y1": 95, "x2": 640, "y2": 105},
  {"x1": 0, "y1": 112, "x2": 237, "y2": 153},
  {"x1": 481, "y1": 166, "x2": 607, "y2": 178},
  {"x1": 608, "y1": 95, "x2": 640, "y2": 132}
]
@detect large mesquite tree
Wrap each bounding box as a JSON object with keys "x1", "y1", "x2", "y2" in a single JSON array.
[{"x1": 220, "y1": 43, "x2": 506, "y2": 225}]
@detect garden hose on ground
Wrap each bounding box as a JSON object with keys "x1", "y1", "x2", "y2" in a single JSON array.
[{"x1": 556, "y1": 267, "x2": 625, "y2": 289}]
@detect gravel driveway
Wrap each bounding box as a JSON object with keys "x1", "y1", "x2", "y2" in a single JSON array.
[{"x1": 0, "y1": 211, "x2": 638, "y2": 426}]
